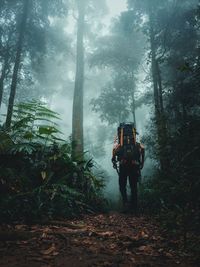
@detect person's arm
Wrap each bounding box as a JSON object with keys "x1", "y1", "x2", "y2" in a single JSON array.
[
  {"x1": 112, "y1": 149, "x2": 116, "y2": 164},
  {"x1": 140, "y1": 144, "x2": 145, "y2": 169},
  {"x1": 112, "y1": 141, "x2": 120, "y2": 169}
]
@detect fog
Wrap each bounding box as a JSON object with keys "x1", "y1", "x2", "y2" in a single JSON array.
[
  {"x1": 1, "y1": 0, "x2": 199, "y2": 204},
  {"x1": 46, "y1": 1, "x2": 151, "y2": 202},
  {"x1": 0, "y1": 0, "x2": 161, "y2": 202}
]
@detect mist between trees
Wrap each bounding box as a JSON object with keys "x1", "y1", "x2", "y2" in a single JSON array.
[{"x1": 0, "y1": 0, "x2": 199, "y2": 247}]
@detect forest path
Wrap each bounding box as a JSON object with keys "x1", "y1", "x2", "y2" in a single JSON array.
[{"x1": 0, "y1": 212, "x2": 198, "y2": 267}]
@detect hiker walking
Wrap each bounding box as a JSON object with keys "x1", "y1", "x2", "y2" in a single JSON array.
[{"x1": 112, "y1": 123, "x2": 145, "y2": 214}]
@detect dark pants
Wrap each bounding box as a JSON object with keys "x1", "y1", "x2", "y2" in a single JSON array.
[{"x1": 119, "y1": 163, "x2": 140, "y2": 213}]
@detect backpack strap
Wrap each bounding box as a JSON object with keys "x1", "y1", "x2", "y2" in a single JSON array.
[
  {"x1": 132, "y1": 127, "x2": 136, "y2": 145},
  {"x1": 139, "y1": 143, "x2": 145, "y2": 169},
  {"x1": 120, "y1": 127, "x2": 124, "y2": 146}
]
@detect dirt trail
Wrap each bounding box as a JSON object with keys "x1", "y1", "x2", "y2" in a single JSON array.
[{"x1": 0, "y1": 212, "x2": 198, "y2": 267}]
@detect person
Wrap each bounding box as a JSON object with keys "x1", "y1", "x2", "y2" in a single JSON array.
[{"x1": 112, "y1": 123, "x2": 145, "y2": 214}]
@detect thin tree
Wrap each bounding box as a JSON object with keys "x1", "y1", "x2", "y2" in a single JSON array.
[
  {"x1": 0, "y1": 31, "x2": 13, "y2": 109},
  {"x1": 5, "y1": 0, "x2": 30, "y2": 129},
  {"x1": 72, "y1": 0, "x2": 86, "y2": 160},
  {"x1": 0, "y1": 55, "x2": 9, "y2": 108},
  {"x1": 148, "y1": 4, "x2": 169, "y2": 171}
]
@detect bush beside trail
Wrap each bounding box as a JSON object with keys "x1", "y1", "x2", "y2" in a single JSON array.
[{"x1": 0, "y1": 101, "x2": 106, "y2": 223}]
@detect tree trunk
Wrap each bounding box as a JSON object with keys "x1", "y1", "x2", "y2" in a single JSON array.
[
  {"x1": 131, "y1": 93, "x2": 136, "y2": 128},
  {"x1": 5, "y1": 0, "x2": 29, "y2": 129},
  {"x1": 149, "y1": 11, "x2": 160, "y2": 114},
  {"x1": 156, "y1": 60, "x2": 164, "y2": 114},
  {"x1": 0, "y1": 63, "x2": 7, "y2": 109},
  {"x1": 149, "y1": 8, "x2": 168, "y2": 171},
  {"x1": 72, "y1": 0, "x2": 85, "y2": 160},
  {"x1": 0, "y1": 43, "x2": 10, "y2": 109},
  {"x1": 130, "y1": 73, "x2": 137, "y2": 128}
]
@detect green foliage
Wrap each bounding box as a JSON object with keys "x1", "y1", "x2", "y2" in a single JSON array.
[
  {"x1": 140, "y1": 118, "x2": 200, "y2": 248},
  {"x1": 138, "y1": 179, "x2": 162, "y2": 215},
  {"x1": 0, "y1": 184, "x2": 87, "y2": 222},
  {"x1": 11, "y1": 100, "x2": 62, "y2": 143},
  {"x1": 91, "y1": 77, "x2": 132, "y2": 124},
  {"x1": 89, "y1": 11, "x2": 145, "y2": 125},
  {"x1": 81, "y1": 158, "x2": 106, "y2": 208},
  {"x1": 126, "y1": 0, "x2": 200, "y2": 252},
  {"x1": 0, "y1": 101, "x2": 106, "y2": 223}
]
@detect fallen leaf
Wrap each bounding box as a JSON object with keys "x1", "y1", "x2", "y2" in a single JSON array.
[
  {"x1": 140, "y1": 231, "x2": 149, "y2": 239},
  {"x1": 15, "y1": 225, "x2": 26, "y2": 230},
  {"x1": 130, "y1": 257, "x2": 136, "y2": 263},
  {"x1": 110, "y1": 243, "x2": 117, "y2": 249},
  {"x1": 124, "y1": 250, "x2": 133, "y2": 256},
  {"x1": 16, "y1": 240, "x2": 28, "y2": 245},
  {"x1": 41, "y1": 232, "x2": 48, "y2": 238},
  {"x1": 41, "y1": 244, "x2": 56, "y2": 255},
  {"x1": 82, "y1": 239, "x2": 94, "y2": 245},
  {"x1": 96, "y1": 231, "x2": 114, "y2": 237},
  {"x1": 138, "y1": 245, "x2": 153, "y2": 253},
  {"x1": 165, "y1": 252, "x2": 173, "y2": 258}
]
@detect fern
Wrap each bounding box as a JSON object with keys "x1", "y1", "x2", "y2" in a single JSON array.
[
  {"x1": 11, "y1": 100, "x2": 62, "y2": 145},
  {"x1": 0, "y1": 100, "x2": 106, "y2": 222}
]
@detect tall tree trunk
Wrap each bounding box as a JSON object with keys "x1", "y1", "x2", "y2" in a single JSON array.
[
  {"x1": 149, "y1": 8, "x2": 168, "y2": 171},
  {"x1": 72, "y1": 0, "x2": 85, "y2": 160},
  {"x1": 156, "y1": 60, "x2": 164, "y2": 114},
  {"x1": 149, "y1": 11, "x2": 160, "y2": 114},
  {"x1": 0, "y1": 41, "x2": 10, "y2": 109},
  {"x1": 131, "y1": 92, "x2": 136, "y2": 128},
  {"x1": 0, "y1": 62, "x2": 7, "y2": 109},
  {"x1": 5, "y1": 0, "x2": 29, "y2": 129},
  {"x1": 131, "y1": 72, "x2": 136, "y2": 128}
]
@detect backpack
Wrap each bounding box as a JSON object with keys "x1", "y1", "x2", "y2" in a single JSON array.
[{"x1": 116, "y1": 123, "x2": 140, "y2": 163}]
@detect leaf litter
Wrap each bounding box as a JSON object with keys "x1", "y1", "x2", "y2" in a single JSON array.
[{"x1": 0, "y1": 212, "x2": 199, "y2": 267}]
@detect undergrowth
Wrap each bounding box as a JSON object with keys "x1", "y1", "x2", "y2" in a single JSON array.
[{"x1": 0, "y1": 101, "x2": 106, "y2": 223}]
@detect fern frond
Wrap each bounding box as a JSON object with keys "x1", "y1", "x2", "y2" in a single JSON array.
[
  {"x1": 35, "y1": 111, "x2": 60, "y2": 120},
  {"x1": 11, "y1": 100, "x2": 63, "y2": 144},
  {"x1": 10, "y1": 143, "x2": 37, "y2": 155}
]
